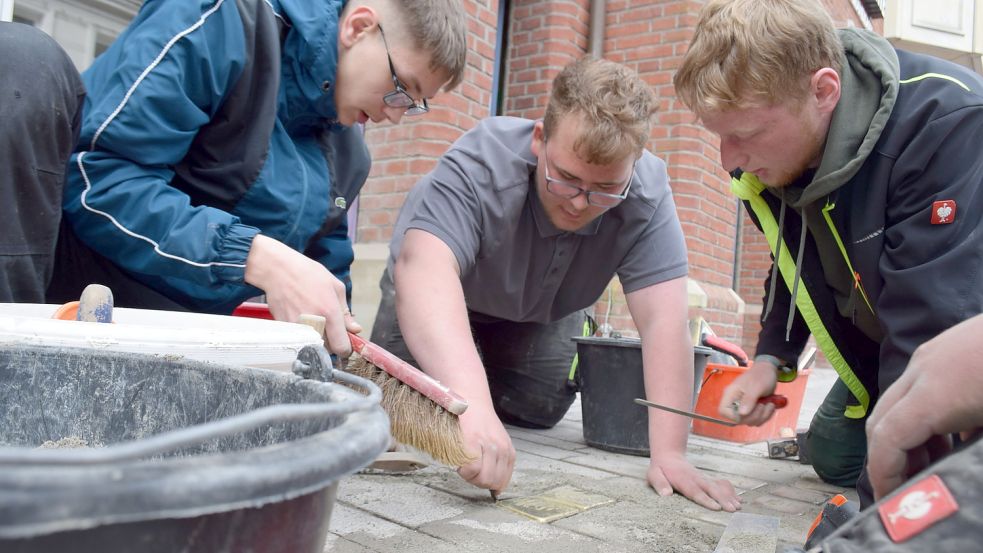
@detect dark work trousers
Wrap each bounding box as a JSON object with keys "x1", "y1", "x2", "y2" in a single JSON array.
[
  {"x1": 0, "y1": 23, "x2": 84, "y2": 303},
  {"x1": 0, "y1": 23, "x2": 191, "y2": 311},
  {"x1": 807, "y1": 379, "x2": 869, "y2": 487},
  {"x1": 371, "y1": 267, "x2": 586, "y2": 429}
]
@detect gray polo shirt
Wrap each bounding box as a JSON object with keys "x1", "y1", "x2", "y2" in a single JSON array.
[{"x1": 388, "y1": 116, "x2": 687, "y2": 324}]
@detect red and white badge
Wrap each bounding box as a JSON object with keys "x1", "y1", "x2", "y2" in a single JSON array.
[
  {"x1": 878, "y1": 474, "x2": 959, "y2": 543},
  {"x1": 931, "y1": 200, "x2": 957, "y2": 225}
]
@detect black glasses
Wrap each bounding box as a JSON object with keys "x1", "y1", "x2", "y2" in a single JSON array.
[
  {"x1": 543, "y1": 144, "x2": 635, "y2": 208},
  {"x1": 377, "y1": 24, "x2": 429, "y2": 116}
]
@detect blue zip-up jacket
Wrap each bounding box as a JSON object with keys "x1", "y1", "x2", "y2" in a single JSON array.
[{"x1": 63, "y1": 0, "x2": 370, "y2": 313}]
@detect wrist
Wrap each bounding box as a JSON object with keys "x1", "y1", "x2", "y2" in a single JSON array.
[{"x1": 754, "y1": 354, "x2": 797, "y2": 383}]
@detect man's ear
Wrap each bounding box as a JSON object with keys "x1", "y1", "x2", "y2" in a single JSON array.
[
  {"x1": 530, "y1": 120, "x2": 545, "y2": 157},
  {"x1": 811, "y1": 68, "x2": 841, "y2": 115},
  {"x1": 338, "y1": 5, "x2": 379, "y2": 49}
]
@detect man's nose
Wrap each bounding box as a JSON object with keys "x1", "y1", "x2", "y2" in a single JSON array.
[
  {"x1": 384, "y1": 106, "x2": 405, "y2": 125},
  {"x1": 569, "y1": 192, "x2": 590, "y2": 211},
  {"x1": 719, "y1": 139, "x2": 748, "y2": 173}
]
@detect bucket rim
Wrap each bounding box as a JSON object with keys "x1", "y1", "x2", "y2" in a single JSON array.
[{"x1": 0, "y1": 345, "x2": 391, "y2": 539}]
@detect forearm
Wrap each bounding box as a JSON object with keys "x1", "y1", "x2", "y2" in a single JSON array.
[
  {"x1": 394, "y1": 235, "x2": 491, "y2": 409},
  {"x1": 628, "y1": 278, "x2": 693, "y2": 457}
]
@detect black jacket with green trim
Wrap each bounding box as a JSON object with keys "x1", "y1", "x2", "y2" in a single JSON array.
[{"x1": 737, "y1": 29, "x2": 983, "y2": 416}]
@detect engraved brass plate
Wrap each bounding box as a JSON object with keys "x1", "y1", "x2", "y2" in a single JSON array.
[{"x1": 497, "y1": 485, "x2": 614, "y2": 523}]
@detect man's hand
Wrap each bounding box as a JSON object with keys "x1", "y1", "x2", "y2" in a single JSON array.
[
  {"x1": 648, "y1": 452, "x2": 741, "y2": 512},
  {"x1": 718, "y1": 361, "x2": 779, "y2": 426},
  {"x1": 245, "y1": 234, "x2": 362, "y2": 356},
  {"x1": 866, "y1": 314, "x2": 983, "y2": 500},
  {"x1": 455, "y1": 404, "x2": 515, "y2": 495}
]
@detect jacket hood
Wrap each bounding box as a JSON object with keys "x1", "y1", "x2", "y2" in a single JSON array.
[
  {"x1": 272, "y1": 0, "x2": 345, "y2": 131},
  {"x1": 792, "y1": 28, "x2": 899, "y2": 207}
]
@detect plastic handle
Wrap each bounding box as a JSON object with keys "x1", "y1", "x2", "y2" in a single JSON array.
[
  {"x1": 701, "y1": 334, "x2": 750, "y2": 366},
  {"x1": 759, "y1": 394, "x2": 788, "y2": 409}
]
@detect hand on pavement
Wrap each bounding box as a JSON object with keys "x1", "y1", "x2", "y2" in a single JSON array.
[
  {"x1": 717, "y1": 361, "x2": 778, "y2": 426},
  {"x1": 648, "y1": 452, "x2": 741, "y2": 512},
  {"x1": 455, "y1": 404, "x2": 515, "y2": 495},
  {"x1": 866, "y1": 314, "x2": 983, "y2": 500},
  {"x1": 245, "y1": 234, "x2": 362, "y2": 356}
]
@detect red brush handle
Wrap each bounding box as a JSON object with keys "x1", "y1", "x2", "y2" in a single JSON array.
[
  {"x1": 759, "y1": 394, "x2": 788, "y2": 409},
  {"x1": 349, "y1": 333, "x2": 469, "y2": 416},
  {"x1": 231, "y1": 302, "x2": 470, "y2": 416}
]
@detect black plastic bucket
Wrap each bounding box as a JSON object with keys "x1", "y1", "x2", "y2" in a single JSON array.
[
  {"x1": 574, "y1": 336, "x2": 711, "y2": 456},
  {"x1": 0, "y1": 344, "x2": 390, "y2": 552}
]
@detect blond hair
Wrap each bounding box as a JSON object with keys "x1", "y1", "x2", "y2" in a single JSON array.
[
  {"x1": 673, "y1": 0, "x2": 843, "y2": 114},
  {"x1": 362, "y1": 0, "x2": 468, "y2": 91},
  {"x1": 543, "y1": 57, "x2": 658, "y2": 165}
]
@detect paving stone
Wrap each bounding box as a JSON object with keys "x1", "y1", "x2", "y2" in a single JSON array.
[
  {"x1": 750, "y1": 493, "x2": 816, "y2": 516},
  {"x1": 562, "y1": 449, "x2": 651, "y2": 479},
  {"x1": 769, "y1": 484, "x2": 834, "y2": 505},
  {"x1": 789, "y1": 474, "x2": 852, "y2": 495},
  {"x1": 338, "y1": 477, "x2": 474, "y2": 528},
  {"x1": 512, "y1": 448, "x2": 624, "y2": 483},
  {"x1": 522, "y1": 418, "x2": 586, "y2": 444},
  {"x1": 687, "y1": 450, "x2": 809, "y2": 484},
  {"x1": 329, "y1": 503, "x2": 462, "y2": 553},
  {"x1": 553, "y1": 495, "x2": 723, "y2": 552},
  {"x1": 322, "y1": 533, "x2": 376, "y2": 553},
  {"x1": 507, "y1": 426, "x2": 593, "y2": 452},
  {"x1": 713, "y1": 513, "x2": 779, "y2": 553},
  {"x1": 419, "y1": 505, "x2": 608, "y2": 553},
  {"x1": 681, "y1": 505, "x2": 810, "y2": 546},
  {"x1": 511, "y1": 435, "x2": 580, "y2": 460}
]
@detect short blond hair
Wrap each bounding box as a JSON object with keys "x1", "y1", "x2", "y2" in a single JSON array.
[
  {"x1": 673, "y1": 0, "x2": 843, "y2": 114},
  {"x1": 543, "y1": 57, "x2": 658, "y2": 165},
  {"x1": 389, "y1": 0, "x2": 468, "y2": 91}
]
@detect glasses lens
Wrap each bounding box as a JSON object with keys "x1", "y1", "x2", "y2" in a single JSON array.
[
  {"x1": 383, "y1": 90, "x2": 415, "y2": 108},
  {"x1": 404, "y1": 105, "x2": 429, "y2": 116},
  {"x1": 546, "y1": 179, "x2": 581, "y2": 199},
  {"x1": 587, "y1": 193, "x2": 623, "y2": 208}
]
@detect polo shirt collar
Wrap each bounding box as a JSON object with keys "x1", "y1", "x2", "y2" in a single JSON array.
[{"x1": 528, "y1": 170, "x2": 604, "y2": 237}]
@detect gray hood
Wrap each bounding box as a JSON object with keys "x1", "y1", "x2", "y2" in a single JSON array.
[{"x1": 790, "y1": 28, "x2": 900, "y2": 207}]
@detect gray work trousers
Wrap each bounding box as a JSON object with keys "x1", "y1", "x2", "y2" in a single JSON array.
[{"x1": 370, "y1": 267, "x2": 586, "y2": 429}]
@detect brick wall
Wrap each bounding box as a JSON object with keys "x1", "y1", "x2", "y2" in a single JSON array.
[
  {"x1": 356, "y1": 0, "x2": 500, "y2": 244},
  {"x1": 505, "y1": 0, "x2": 590, "y2": 119}
]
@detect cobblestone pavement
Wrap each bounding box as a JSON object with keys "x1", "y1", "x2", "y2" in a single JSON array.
[{"x1": 327, "y1": 367, "x2": 855, "y2": 552}]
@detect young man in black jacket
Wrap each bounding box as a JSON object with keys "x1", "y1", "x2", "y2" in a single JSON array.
[{"x1": 674, "y1": 0, "x2": 983, "y2": 507}]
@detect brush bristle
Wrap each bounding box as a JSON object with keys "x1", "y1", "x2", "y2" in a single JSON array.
[{"x1": 345, "y1": 354, "x2": 475, "y2": 467}]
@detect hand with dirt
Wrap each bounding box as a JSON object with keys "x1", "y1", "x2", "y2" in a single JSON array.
[
  {"x1": 717, "y1": 360, "x2": 779, "y2": 426},
  {"x1": 245, "y1": 234, "x2": 362, "y2": 356},
  {"x1": 648, "y1": 452, "x2": 741, "y2": 512},
  {"x1": 866, "y1": 314, "x2": 983, "y2": 500},
  {"x1": 456, "y1": 403, "x2": 515, "y2": 496}
]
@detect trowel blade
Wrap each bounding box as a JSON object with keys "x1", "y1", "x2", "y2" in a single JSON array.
[{"x1": 633, "y1": 398, "x2": 737, "y2": 427}]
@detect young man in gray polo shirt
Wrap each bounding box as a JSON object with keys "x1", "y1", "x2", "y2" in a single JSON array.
[{"x1": 371, "y1": 57, "x2": 740, "y2": 511}]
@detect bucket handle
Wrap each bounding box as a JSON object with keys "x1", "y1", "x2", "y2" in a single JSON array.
[{"x1": 0, "y1": 346, "x2": 381, "y2": 466}]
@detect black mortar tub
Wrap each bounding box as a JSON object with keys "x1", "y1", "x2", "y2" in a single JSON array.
[
  {"x1": 574, "y1": 336, "x2": 711, "y2": 456},
  {"x1": 0, "y1": 344, "x2": 389, "y2": 552}
]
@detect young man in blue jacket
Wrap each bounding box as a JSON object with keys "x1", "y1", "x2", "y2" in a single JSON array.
[
  {"x1": 1, "y1": 0, "x2": 466, "y2": 357},
  {"x1": 674, "y1": 0, "x2": 983, "y2": 507}
]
